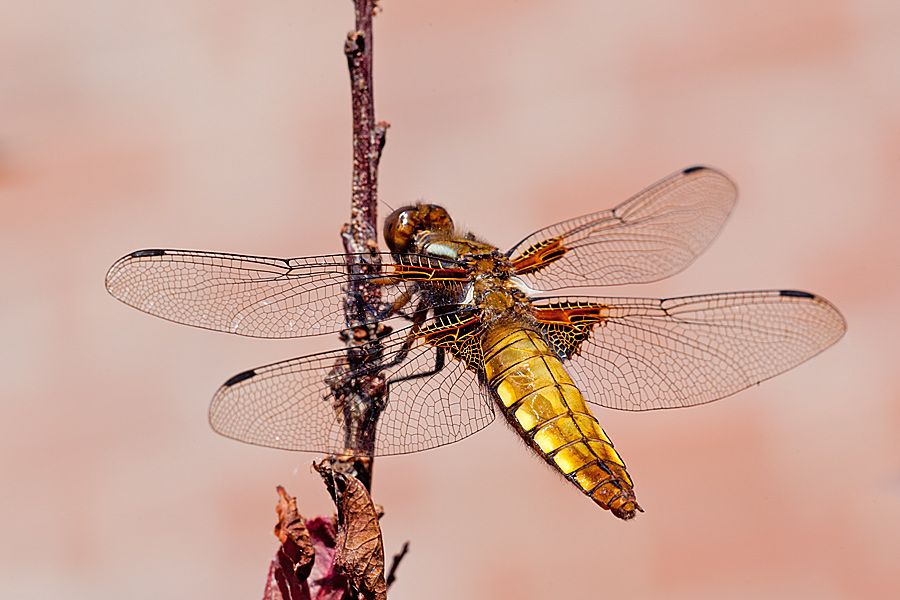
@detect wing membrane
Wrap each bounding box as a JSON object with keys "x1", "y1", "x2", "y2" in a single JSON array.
[
  {"x1": 105, "y1": 249, "x2": 466, "y2": 338},
  {"x1": 208, "y1": 322, "x2": 494, "y2": 455},
  {"x1": 534, "y1": 290, "x2": 846, "y2": 411},
  {"x1": 507, "y1": 166, "x2": 737, "y2": 290}
]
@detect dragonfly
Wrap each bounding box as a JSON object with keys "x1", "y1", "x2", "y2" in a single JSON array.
[{"x1": 105, "y1": 166, "x2": 846, "y2": 520}]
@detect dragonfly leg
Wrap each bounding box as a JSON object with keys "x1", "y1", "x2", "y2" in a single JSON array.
[
  {"x1": 343, "y1": 301, "x2": 434, "y2": 380},
  {"x1": 376, "y1": 287, "x2": 414, "y2": 321},
  {"x1": 387, "y1": 347, "x2": 446, "y2": 385}
]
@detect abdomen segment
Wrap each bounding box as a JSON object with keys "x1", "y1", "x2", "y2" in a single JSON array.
[{"x1": 481, "y1": 325, "x2": 641, "y2": 519}]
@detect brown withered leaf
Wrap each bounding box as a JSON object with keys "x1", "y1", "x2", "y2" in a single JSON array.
[
  {"x1": 264, "y1": 486, "x2": 314, "y2": 600},
  {"x1": 274, "y1": 486, "x2": 315, "y2": 571},
  {"x1": 262, "y1": 486, "x2": 354, "y2": 600},
  {"x1": 315, "y1": 462, "x2": 387, "y2": 600},
  {"x1": 263, "y1": 555, "x2": 307, "y2": 600}
]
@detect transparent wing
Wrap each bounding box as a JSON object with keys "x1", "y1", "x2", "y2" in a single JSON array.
[
  {"x1": 507, "y1": 166, "x2": 737, "y2": 290},
  {"x1": 208, "y1": 324, "x2": 495, "y2": 455},
  {"x1": 105, "y1": 249, "x2": 465, "y2": 338},
  {"x1": 541, "y1": 290, "x2": 846, "y2": 411}
]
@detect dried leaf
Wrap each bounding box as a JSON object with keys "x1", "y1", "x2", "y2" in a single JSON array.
[
  {"x1": 274, "y1": 486, "x2": 315, "y2": 580},
  {"x1": 264, "y1": 486, "x2": 315, "y2": 600},
  {"x1": 316, "y1": 462, "x2": 387, "y2": 600},
  {"x1": 263, "y1": 554, "x2": 308, "y2": 600}
]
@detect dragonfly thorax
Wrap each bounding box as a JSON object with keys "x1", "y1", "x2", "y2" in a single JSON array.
[{"x1": 469, "y1": 258, "x2": 533, "y2": 325}]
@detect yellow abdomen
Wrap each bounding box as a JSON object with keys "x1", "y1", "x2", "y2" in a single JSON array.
[{"x1": 481, "y1": 324, "x2": 641, "y2": 519}]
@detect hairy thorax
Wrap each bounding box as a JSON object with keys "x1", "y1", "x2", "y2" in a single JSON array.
[{"x1": 416, "y1": 232, "x2": 535, "y2": 330}]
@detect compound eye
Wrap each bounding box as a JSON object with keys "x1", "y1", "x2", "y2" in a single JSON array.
[
  {"x1": 383, "y1": 204, "x2": 454, "y2": 253},
  {"x1": 384, "y1": 206, "x2": 418, "y2": 253}
]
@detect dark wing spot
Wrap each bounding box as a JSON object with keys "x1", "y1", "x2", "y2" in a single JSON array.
[
  {"x1": 224, "y1": 369, "x2": 256, "y2": 387},
  {"x1": 779, "y1": 289, "x2": 816, "y2": 299},
  {"x1": 131, "y1": 249, "x2": 167, "y2": 257},
  {"x1": 682, "y1": 165, "x2": 707, "y2": 174}
]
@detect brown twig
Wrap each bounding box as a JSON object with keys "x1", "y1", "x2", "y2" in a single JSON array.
[
  {"x1": 345, "y1": 0, "x2": 385, "y2": 248},
  {"x1": 331, "y1": 0, "x2": 390, "y2": 489},
  {"x1": 385, "y1": 542, "x2": 410, "y2": 589},
  {"x1": 263, "y1": 4, "x2": 400, "y2": 599}
]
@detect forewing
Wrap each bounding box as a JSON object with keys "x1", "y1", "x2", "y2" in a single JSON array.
[
  {"x1": 208, "y1": 325, "x2": 494, "y2": 455},
  {"x1": 507, "y1": 166, "x2": 737, "y2": 290},
  {"x1": 105, "y1": 249, "x2": 467, "y2": 338},
  {"x1": 535, "y1": 291, "x2": 846, "y2": 411}
]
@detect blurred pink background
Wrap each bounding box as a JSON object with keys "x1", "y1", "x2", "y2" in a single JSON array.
[{"x1": 2, "y1": 1, "x2": 898, "y2": 599}]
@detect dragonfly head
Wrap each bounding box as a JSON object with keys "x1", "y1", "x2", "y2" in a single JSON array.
[{"x1": 384, "y1": 204, "x2": 454, "y2": 253}]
